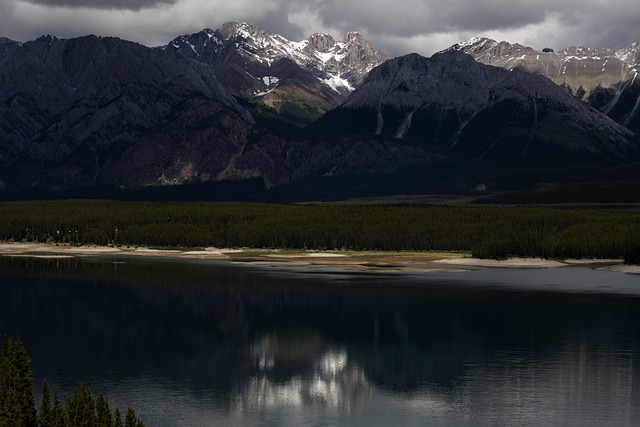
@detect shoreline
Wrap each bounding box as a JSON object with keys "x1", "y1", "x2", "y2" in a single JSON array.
[{"x1": 0, "y1": 242, "x2": 638, "y2": 274}]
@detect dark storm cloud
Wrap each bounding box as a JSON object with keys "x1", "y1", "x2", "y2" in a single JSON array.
[
  {"x1": 22, "y1": 0, "x2": 177, "y2": 11},
  {"x1": 0, "y1": 0, "x2": 639, "y2": 56},
  {"x1": 297, "y1": 0, "x2": 640, "y2": 54},
  {"x1": 306, "y1": 0, "x2": 608, "y2": 37},
  {"x1": 308, "y1": 0, "x2": 552, "y2": 36},
  {"x1": 254, "y1": 9, "x2": 306, "y2": 42}
]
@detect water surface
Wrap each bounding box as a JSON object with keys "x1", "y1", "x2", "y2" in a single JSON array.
[{"x1": 1, "y1": 256, "x2": 639, "y2": 426}]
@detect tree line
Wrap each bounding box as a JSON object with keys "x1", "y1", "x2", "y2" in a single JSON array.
[
  {"x1": 0, "y1": 337, "x2": 144, "y2": 427},
  {"x1": 0, "y1": 200, "x2": 639, "y2": 261}
]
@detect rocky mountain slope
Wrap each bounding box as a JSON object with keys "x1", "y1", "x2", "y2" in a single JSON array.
[
  {"x1": 301, "y1": 51, "x2": 638, "y2": 186},
  {"x1": 1, "y1": 29, "x2": 638, "y2": 200},
  {"x1": 450, "y1": 37, "x2": 640, "y2": 133},
  {"x1": 0, "y1": 35, "x2": 294, "y2": 191},
  {"x1": 166, "y1": 21, "x2": 388, "y2": 128}
]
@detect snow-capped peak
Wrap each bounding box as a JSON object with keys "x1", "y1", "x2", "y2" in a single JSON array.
[
  {"x1": 167, "y1": 22, "x2": 388, "y2": 94},
  {"x1": 219, "y1": 21, "x2": 267, "y2": 40}
]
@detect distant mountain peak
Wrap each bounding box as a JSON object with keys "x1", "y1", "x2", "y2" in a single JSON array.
[
  {"x1": 219, "y1": 21, "x2": 267, "y2": 39},
  {"x1": 451, "y1": 36, "x2": 640, "y2": 132},
  {"x1": 313, "y1": 51, "x2": 637, "y2": 176},
  {"x1": 35, "y1": 34, "x2": 59, "y2": 45},
  {"x1": 166, "y1": 22, "x2": 388, "y2": 128},
  {"x1": 305, "y1": 33, "x2": 337, "y2": 52},
  {"x1": 342, "y1": 31, "x2": 365, "y2": 43}
]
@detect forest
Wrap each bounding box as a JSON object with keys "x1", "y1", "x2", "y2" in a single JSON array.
[
  {"x1": 0, "y1": 337, "x2": 144, "y2": 427},
  {"x1": 0, "y1": 200, "x2": 639, "y2": 261}
]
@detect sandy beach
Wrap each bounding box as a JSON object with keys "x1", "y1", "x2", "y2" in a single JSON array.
[{"x1": 0, "y1": 242, "x2": 637, "y2": 274}]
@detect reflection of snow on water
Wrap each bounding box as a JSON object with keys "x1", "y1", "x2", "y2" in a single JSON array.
[
  {"x1": 255, "y1": 351, "x2": 274, "y2": 371},
  {"x1": 240, "y1": 347, "x2": 372, "y2": 412},
  {"x1": 319, "y1": 348, "x2": 347, "y2": 374}
]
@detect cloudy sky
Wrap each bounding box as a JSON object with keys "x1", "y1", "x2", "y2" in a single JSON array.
[{"x1": 1, "y1": 0, "x2": 639, "y2": 56}]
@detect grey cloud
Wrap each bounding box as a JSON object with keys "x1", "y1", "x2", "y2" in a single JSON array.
[
  {"x1": 0, "y1": 0, "x2": 639, "y2": 58},
  {"x1": 308, "y1": 0, "x2": 554, "y2": 37},
  {"x1": 296, "y1": 0, "x2": 640, "y2": 54},
  {"x1": 22, "y1": 0, "x2": 176, "y2": 11},
  {"x1": 254, "y1": 10, "x2": 306, "y2": 41}
]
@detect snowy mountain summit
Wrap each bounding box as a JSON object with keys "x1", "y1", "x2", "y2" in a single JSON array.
[
  {"x1": 166, "y1": 22, "x2": 387, "y2": 127},
  {"x1": 448, "y1": 37, "x2": 640, "y2": 132},
  {"x1": 168, "y1": 21, "x2": 388, "y2": 97}
]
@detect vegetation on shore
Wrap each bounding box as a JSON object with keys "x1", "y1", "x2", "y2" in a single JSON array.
[
  {"x1": 0, "y1": 200, "x2": 639, "y2": 261},
  {"x1": 0, "y1": 337, "x2": 144, "y2": 427}
]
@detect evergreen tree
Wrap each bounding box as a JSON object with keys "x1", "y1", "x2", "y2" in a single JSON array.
[
  {"x1": 66, "y1": 383, "x2": 96, "y2": 427},
  {"x1": 50, "y1": 394, "x2": 67, "y2": 427},
  {"x1": 38, "y1": 379, "x2": 52, "y2": 427},
  {"x1": 95, "y1": 394, "x2": 112, "y2": 427},
  {"x1": 0, "y1": 336, "x2": 142, "y2": 427},
  {"x1": 0, "y1": 336, "x2": 37, "y2": 427},
  {"x1": 113, "y1": 408, "x2": 123, "y2": 427},
  {"x1": 123, "y1": 407, "x2": 145, "y2": 427},
  {"x1": 124, "y1": 408, "x2": 136, "y2": 427}
]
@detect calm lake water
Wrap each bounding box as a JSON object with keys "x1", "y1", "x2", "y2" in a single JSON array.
[{"x1": 1, "y1": 255, "x2": 639, "y2": 426}]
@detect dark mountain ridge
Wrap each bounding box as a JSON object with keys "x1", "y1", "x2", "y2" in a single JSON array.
[
  {"x1": 166, "y1": 22, "x2": 388, "y2": 130},
  {"x1": 451, "y1": 37, "x2": 640, "y2": 133},
  {"x1": 0, "y1": 29, "x2": 639, "y2": 201},
  {"x1": 0, "y1": 34, "x2": 294, "y2": 191},
  {"x1": 295, "y1": 51, "x2": 639, "y2": 197}
]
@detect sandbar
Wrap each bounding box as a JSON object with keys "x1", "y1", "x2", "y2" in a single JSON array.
[{"x1": 0, "y1": 242, "x2": 634, "y2": 274}]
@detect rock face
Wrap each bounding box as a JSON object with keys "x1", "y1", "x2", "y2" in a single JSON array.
[
  {"x1": 1, "y1": 31, "x2": 638, "y2": 198},
  {"x1": 450, "y1": 37, "x2": 640, "y2": 132},
  {"x1": 166, "y1": 22, "x2": 388, "y2": 127},
  {"x1": 0, "y1": 35, "x2": 293, "y2": 190},
  {"x1": 304, "y1": 51, "x2": 638, "y2": 178}
]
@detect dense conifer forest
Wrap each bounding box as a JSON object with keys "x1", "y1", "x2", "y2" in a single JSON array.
[
  {"x1": 0, "y1": 337, "x2": 144, "y2": 427},
  {"x1": 0, "y1": 200, "x2": 639, "y2": 261}
]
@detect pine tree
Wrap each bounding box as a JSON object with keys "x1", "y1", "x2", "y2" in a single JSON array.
[
  {"x1": 50, "y1": 394, "x2": 67, "y2": 427},
  {"x1": 124, "y1": 407, "x2": 136, "y2": 427},
  {"x1": 66, "y1": 383, "x2": 96, "y2": 427},
  {"x1": 0, "y1": 336, "x2": 37, "y2": 427},
  {"x1": 38, "y1": 379, "x2": 52, "y2": 427},
  {"x1": 113, "y1": 408, "x2": 123, "y2": 427},
  {"x1": 95, "y1": 394, "x2": 112, "y2": 427}
]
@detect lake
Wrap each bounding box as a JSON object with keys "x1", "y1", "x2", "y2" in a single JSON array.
[{"x1": 1, "y1": 255, "x2": 639, "y2": 426}]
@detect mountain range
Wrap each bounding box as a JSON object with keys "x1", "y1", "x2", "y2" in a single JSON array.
[
  {"x1": 0, "y1": 23, "x2": 638, "y2": 201},
  {"x1": 450, "y1": 37, "x2": 640, "y2": 133},
  {"x1": 167, "y1": 22, "x2": 388, "y2": 131}
]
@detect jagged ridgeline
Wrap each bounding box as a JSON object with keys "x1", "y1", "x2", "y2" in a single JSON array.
[
  {"x1": 0, "y1": 336, "x2": 145, "y2": 426},
  {"x1": 166, "y1": 21, "x2": 388, "y2": 130},
  {"x1": 451, "y1": 37, "x2": 640, "y2": 133},
  {"x1": 301, "y1": 50, "x2": 640, "y2": 190},
  {"x1": 1, "y1": 25, "x2": 639, "y2": 200},
  {"x1": 0, "y1": 23, "x2": 387, "y2": 193}
]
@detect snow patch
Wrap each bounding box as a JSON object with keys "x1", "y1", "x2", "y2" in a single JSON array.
[
  {"x1": 315, "y1": 50, "x2": 346, "y2": 63},
  {"x1": 321, "y1": 75, "x2": 355, "y2": 93},
  {"x1": 457, "y1": 37, "x2": 486, "y2": 48},
  {"x1": 563, "y1": 56, "x2": 602, "y2": 61},
  {"x1": 253, "y1": 88, "x2": 276, "y2": 97},
  {"x1": 262, "y1": 76, "x2": 280, "y2": 86}
]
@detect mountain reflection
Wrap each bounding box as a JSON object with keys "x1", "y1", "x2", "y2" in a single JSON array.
[
  {"x1": 1, "y1": 256, "x2": 640, "y2": 426},
  {"x1": 242, "y1": 342, "x2": 371, "y2": 412}
]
